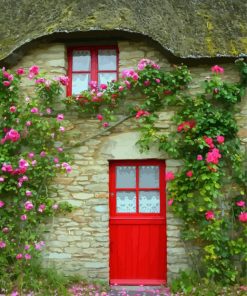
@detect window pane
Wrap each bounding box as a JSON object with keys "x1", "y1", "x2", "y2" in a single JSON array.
[
  {"x1": 98, "y1": 49, "x2": 117, "y2": 70},
  {"x1": 98, "y1": 73, "x2": 117, "y2": 85},
  {"x1": 139, "y1": 166, "x2": 159, "y2": 188},
  {"x1": 72, "y1": 74, "x2": 90, "y2": 94},
  {"x1": 139, "y1": 191, "x2": 160, "y2": 213},
  {"x1": 72, "y1": 50, "x2": 90, "y2": 71},
  {"x1": 117, "y1": 191, "x2": 136, "y2": 213},
  {"x1": 116, "y1": 166, "x2": 136, "y2": 188}
]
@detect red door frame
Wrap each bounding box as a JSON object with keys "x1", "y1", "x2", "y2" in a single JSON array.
[{"x1": 109, "y1": 159, "x2": 167, "y2": 285}]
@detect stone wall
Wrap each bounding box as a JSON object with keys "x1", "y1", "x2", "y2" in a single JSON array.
[{"x1": 12, "y1": 40, "x2": 247, "y2": 282}]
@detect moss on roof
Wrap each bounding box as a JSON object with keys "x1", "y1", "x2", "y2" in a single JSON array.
[{"x1": 0, "y1": 0, "x2": 246, "y2": 61}]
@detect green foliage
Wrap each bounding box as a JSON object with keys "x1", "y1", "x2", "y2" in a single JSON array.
[
  {"x1": 1, "y1": 57, "x2": 247, "y2": 292},
  {"x1": 0, "y1": 68, "x2": 73, "y2": 293},
  {"x1": 64, "y1": 58, "x2": 247, "y2": 285}
]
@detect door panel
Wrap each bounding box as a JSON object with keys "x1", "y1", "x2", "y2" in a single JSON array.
[{"x1": 109, "y1": 160, "x2": 167, "y2": 285}]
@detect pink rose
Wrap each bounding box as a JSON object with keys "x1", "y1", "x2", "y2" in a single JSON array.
[
  {"x1": 24, "y1": 200, "x2": 33, "y2": 209},
  {"x1": 19, "y1": 159, "x2": 29, "y2": 169},
  {"x1": 28, "y1": 152, "x2": 35, "y2": 158},
  {"x1": 165, "y1": 171, "x2": 175, "y2": 181},
  {"x1": 168, "y1": 199, "x2": 174, "y2": 206},
  {"x1": 100, "y1": 83, "x2": 107, "y2": 90},
  {"x1": 5, "y1": 129, "x2": 20, "y2": 142},
  {"x1": 155, "y1": 78, "x2": 160, "y2": 83},
  {"x1": 56, "y1": 114, "x2": 64, "y2": 121},
  {"x1": 16, "y1": 253, "x2": 23, "y2": 260},
  {"x1": 236, "y1": 200, "x2": 245, "y2": 207},
  {"x1": 197, "y1": 155, "x2": 203, "y2": 161},
  {"x1": 26, "y1": 121, "x2": 32, "y2": 127},
  {"x1": 103, "y1": 122, "x2": 109, "y2": 128},
  {"x1": 118, "y1": 85, "x2": 124, "y2": 92},
  {"x1": 0, "y1": 177, "x2": 4, "y2": 182},
  {"x1": 238, "y1": 212, "x2": 247, "y2": 223},
  {"x1": 31, "y1": 107, "x2": 39, "y2": 113},
  {"x1": 28, "y1": 65, "x2": 39, "y2": 79},
  {"x1": 62, "y1": 162, "x2": 72, "y2": 173},
  {"x1": 2, "y1": 227, "x2": 9, "y2": 233},
  {"x1": 38, "y1": 204, "x2": 46, "y2": 213},
  {"x1": 40, "y1": 151, "x2": 46, "y2": 157},
  {"x1": 9, "y1": 106, "x2": 17, "y2": 113},
  {"x1": 124, "y1": 80, "x2": 131, "y2": 89},
  {"x1": 211, "y1": 65, "x2": 224, "y2": 74},
  {"x1": 16, "y1": 68, "x2": 25, "y2": 75},
  {"x1": 52, "y1": 204, "x2": 59, "y2": 210},
  {"x1": 58, "y1": 76, "x2": 69, "y2": 86},
  {"x1": 144, "y1": 80, "x2": 151, "y2": 86},
  {"x1": 35, "y1": 77, "x2": 46, "y2": 84},
  {"x1": 186, "y1": 170, "x2": 193, "y2": 178},
  {"x1": 205, "y1": 211, "x2": 215, "y2": 220},
  {"x1": 216, "y1": 135, "x2": 225, "y2": 144},
  {"x1": 3, "y1": 81, "x2": 11, "y2": 87},
  {"x1": 8, "y1": 74, "x2": 14, "y2": 81},
  {"x1": 57, "y1": 147, "x2": 63, "y2": 152},
  {"x1": 25, "y1": 254, "x2": 31, "y2": 260},
  {"x1": 89, "y1": 80, "x2": 98, "y2": 90},
  {"x1": 136, "y1": 110, "x2": 150, "y2": 119},
  {"x1": 21, "y1": 214, "x2": 27, "y2": 221},
  {"x1": 206, "y1": 148, "x2": 221, "y2": 165},
  {"x1": 59, "y1": 126, "x2": 65, "y2": 132},
  {"x1": 0, "y1": 241, "x2": 6, "y2": 248},
  {"x1": 31, "y1": 160, "x2": 37, "y2": 166},
  {"x1": 0, "y1": 201, "x2": 5, "y2": 208},
  {"x1": 53, "y1": 157, "x2": 59, "y2": 163},
  {"x1": 25, "y1": 191, "x2": 32, "y2": 197},
  {"x1": 97, "y1": 114, "x2": 103, "y2": 121},
  {"x1": 2, "y1": 163, "x2": 13, "y2": 173},
  {"x1": 25, "y1": 245, "x2": 30, "y2": 250}
]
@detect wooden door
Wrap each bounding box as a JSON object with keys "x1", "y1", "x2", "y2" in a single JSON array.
[{"x1": 109, "y1": 160, "x2": 167, "y2": 285}]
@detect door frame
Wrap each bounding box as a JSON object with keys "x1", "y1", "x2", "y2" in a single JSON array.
[{"x1": 109, "y1": 159, "x2": 167, "y2": 285}]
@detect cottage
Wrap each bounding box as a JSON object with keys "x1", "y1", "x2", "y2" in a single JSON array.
[{"x1": 0, "y1": 0, "x2": 246, "y2": 286}]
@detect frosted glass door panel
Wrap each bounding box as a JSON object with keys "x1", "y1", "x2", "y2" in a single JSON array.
[
  {"x1": 117, "y1": 191, "x2": 136, "y2": 213},
  {"x1": 72, "y1": 74, "x2": 90, "y2": 94},
  {"x1": 98, "y1": 73, "x2": 117, "y2": 85},
  {"x1": 116, "y1": 166, "x2": 136, "y2": 188},
  {"x1": 139, "y1": 191, "x2": 160, "y2": 213},
  {"x1": 98, "y1": 50, "x2": 117, "y2": 70},
  {"x1": 139, "y1": 166, "x2": 159, "y2": 188},
  {"x1": 72, "y1": 50, "x2": 91, "y2": 71}
]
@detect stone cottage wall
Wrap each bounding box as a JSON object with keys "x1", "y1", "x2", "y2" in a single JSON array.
[{"x1": 12, "y1": 40, "x2": 247, "y2": 282}]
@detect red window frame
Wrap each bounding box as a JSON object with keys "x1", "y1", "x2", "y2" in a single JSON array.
[
  {"x1": 67, "y1": 45, "x2": 119, "y2": 96},
  {"x1": 109, "y1": 160, "x2": 166, "y2": 219}
]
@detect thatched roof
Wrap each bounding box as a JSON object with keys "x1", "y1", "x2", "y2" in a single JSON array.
[{"x1": 0, "y1": 0, "x2": 246, "y2": 62}]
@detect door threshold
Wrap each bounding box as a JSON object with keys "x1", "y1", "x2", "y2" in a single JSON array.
[{"x1": 111, "y1": 285, "x2": 163, "y2": 290}]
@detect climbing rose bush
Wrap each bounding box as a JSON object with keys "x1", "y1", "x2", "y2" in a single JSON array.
[
  {"x1": 65, "y1": 58, "x2": 247, "y2": 284},
  {"x1": 0, "y1": 66, "x2": 72, "y2": 291}
]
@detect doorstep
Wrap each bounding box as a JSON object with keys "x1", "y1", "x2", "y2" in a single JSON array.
[{"x1": 109, "y1": 285, "x2": 170, "y2": 296}]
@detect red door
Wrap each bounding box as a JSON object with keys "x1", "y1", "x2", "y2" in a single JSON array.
[{"x1": 109, "y1": 160, "x2": 167, "y2": 285}]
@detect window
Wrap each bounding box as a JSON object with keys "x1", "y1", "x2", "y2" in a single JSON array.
[
  {"x1": 109, "y1": 160, "x2": 166, "y2": 217},
  {"x1": 67, "y1": 46, "x2": 119, "y2": 96}
]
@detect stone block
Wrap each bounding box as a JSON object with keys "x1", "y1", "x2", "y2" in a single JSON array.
[
  {"x1": 48, "y1": 252, "x2": 71, "y2": 259},
  {"x1": 93, "y1": 205, "x2": 108, "y2": 213},
  {"x1": 75, "y1": 242, "x2": 91, "y2": 248},
  {"x1": 57, "y1": 235, "x2": 81, "y2": 242},
  {"x1": 46, "y1": 240, "x2": 69, "y2": 248},
  {"x1": 84, "y1": 262, "x2": 108, "y2": 268},
  {"x1": 72, "y1": 192, "x2": 94, "y2": 200}
]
